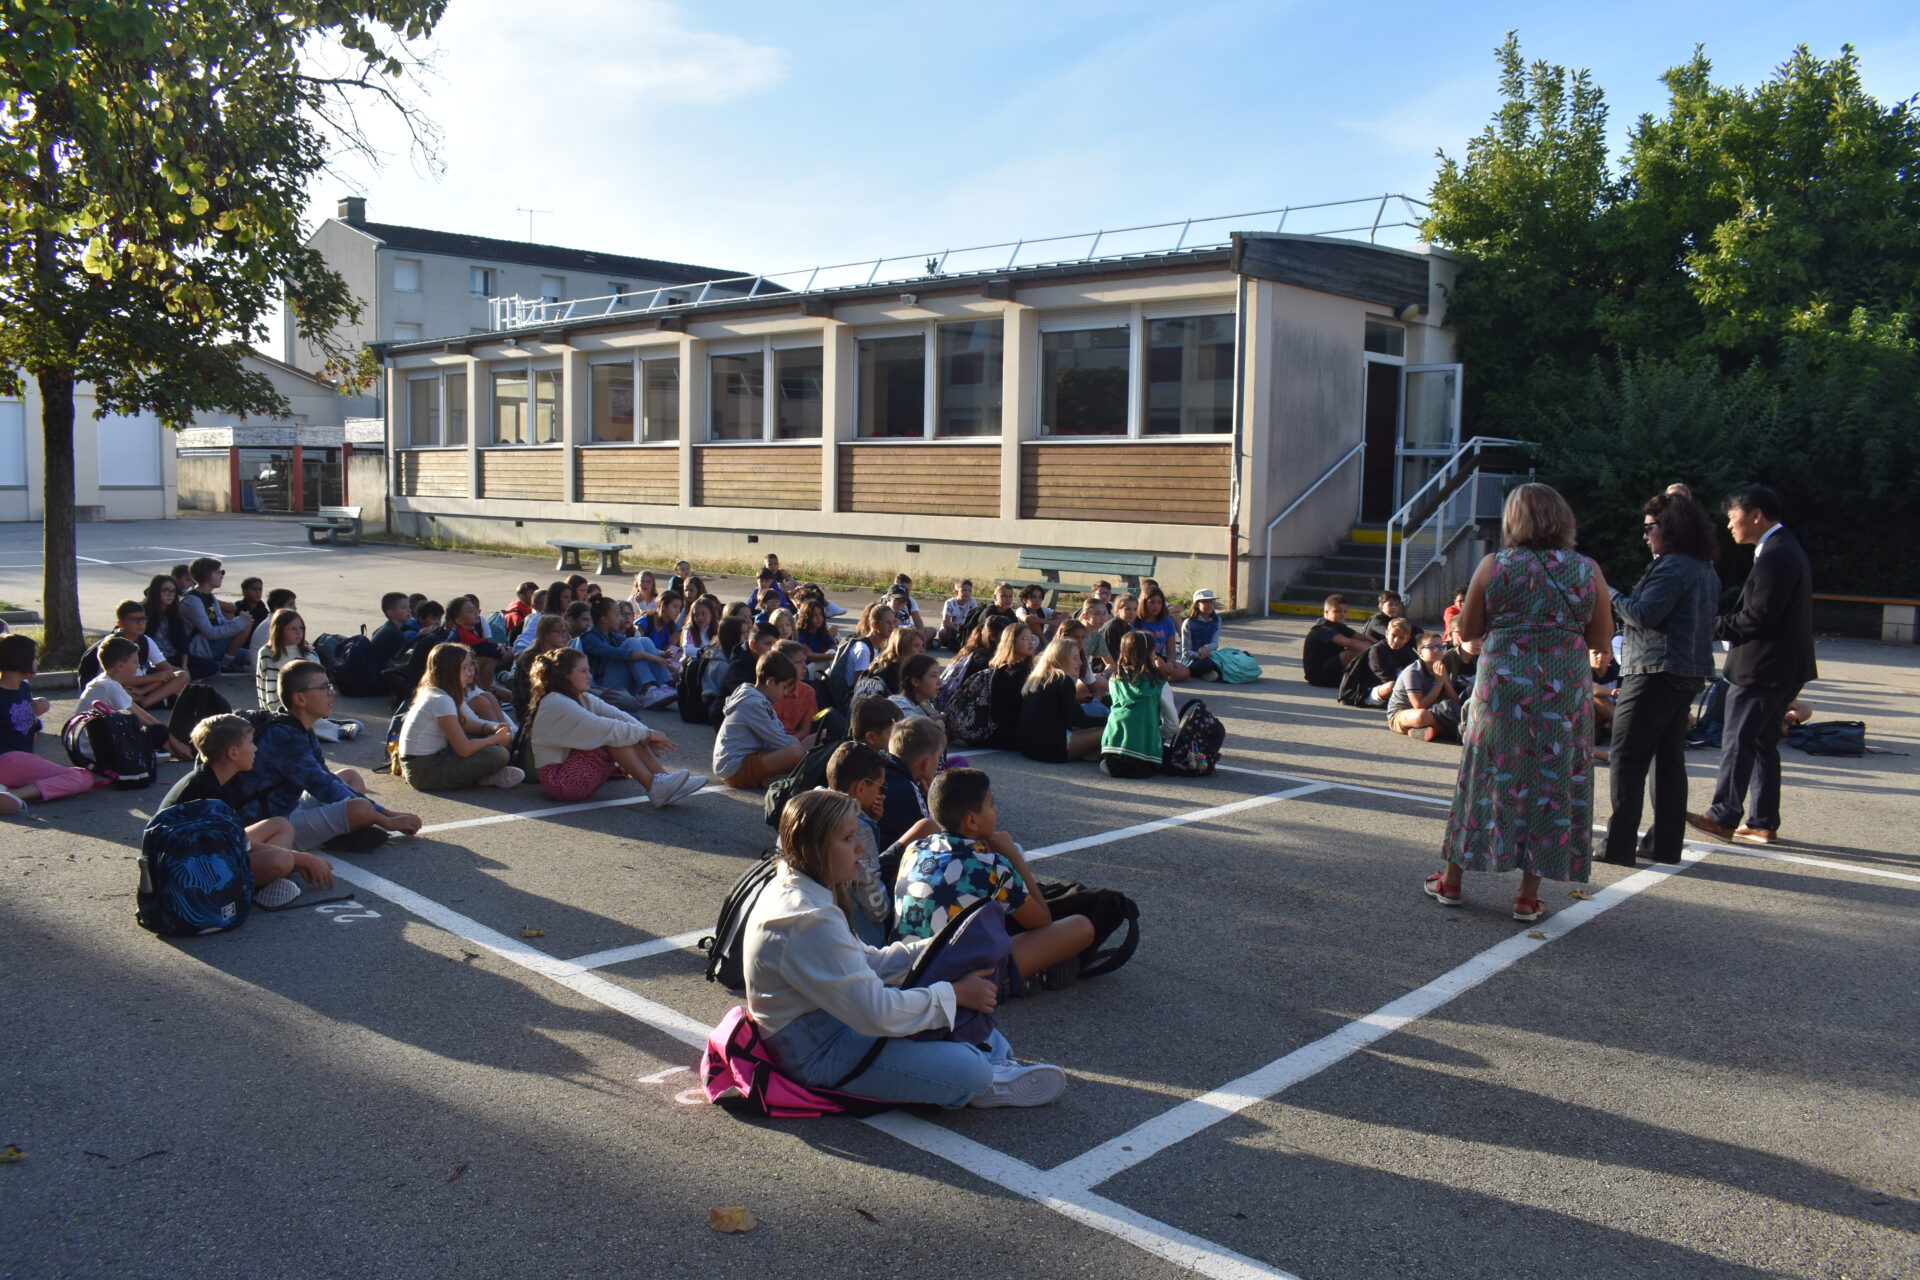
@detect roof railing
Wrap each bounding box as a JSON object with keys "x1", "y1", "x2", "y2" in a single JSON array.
[{"x1": 485, "y1": 193, "x2": 1431, "y2": 332}]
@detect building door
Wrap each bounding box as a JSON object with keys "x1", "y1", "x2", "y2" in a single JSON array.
[
  {"x1": 1396, "y1": 364, "x2": 1462, "y2": 512},
  {"x1": 1360, "y1": 359, "x2": 1400, "y2": 522}
]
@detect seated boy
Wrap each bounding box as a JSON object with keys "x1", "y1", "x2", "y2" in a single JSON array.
[
  {"x1": 232, "y1": 660, "x2": 424, "y2": 852},
  {"x1": 980, "y1": 581, "x2": 1020, "y2": 628},
  {"x1": 875, "y1": 714, "x2": 945, "y2": 848},
  {"x1": 368, "y1": 592, "x2": 414, "y2": 671},
  {"x1": 770, "y1": 639, "x2": 823, "y2": 738},
  {"x1": 502, "y1": 581, "x2": 539, "y2": 638},
  {"x1": 87, "y1": 599, "x2": 190, "y2": 707},
  {"x1": 1386, "y1": 636, "x2": 1460, "y2": 742},
  {"x1": 77, "y1": 637, "x2": 192, "y2": 761},
  {"x1": 713, "y1": 650, "x2": 817, "y2": 788},
  {"x1": 824, "y1": 740, "x2": 914, "y2": 947},
  {"x1": 1302, "y1": 594, "x2": 1370, "y2": 687},
  {"x1": 890, "y1": 768, "x2": 1094, "y2": 982},
  {"x1": 1015, "y1": 584, "x2": 1058, "y2": 638},
  {"x1": 716, "y1": 619, "x2": 778, "y2": 711},
  {"x1": 161, "y1": 714, "x2": 337, "y2": 909},
  {"x1": 1365, "y1": 618, "x2": 1418, "y2": 706},
  {"x1": 936, "y1": 579, "x2": 976, "y2": 651},
  {"x1": 1363, "y1": 590, "x2": 1406, "y2": 645},
  {"x1": 890, "y1": 576, "x2": 935, "y2": 643},
  {"x1": 848, "y1": 694, "x2": 904, "y2": 756}
]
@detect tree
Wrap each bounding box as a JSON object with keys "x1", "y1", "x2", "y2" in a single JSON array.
[{"x1": 1, "y1": 1, "x2": 446, "y2": 661}]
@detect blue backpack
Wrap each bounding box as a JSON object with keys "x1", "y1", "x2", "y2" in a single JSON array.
[{"x1": 137, "y1": 799, "x2": 253, "y2": 937}]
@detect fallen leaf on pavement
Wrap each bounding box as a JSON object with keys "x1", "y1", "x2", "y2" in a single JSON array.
[
  {"x1": 520, "y1": 926, "x2": 546, "y2": 938},
  {"x1": 709, "y1": 1207, "x2": 757, "y2": 1233},
  {"x1": 1568, "y1": 888, "x2": 1593, "y2": 900},
  {"x1": 0, "y1": 1145, "x2": 24, "y2": 1163},
  {"x1": 461, "y1": 951, "x2": 480, "y2": 962},
  {"x1": 1527, "y1": 930, "x2": 1547, "y2": 940},
  {"x1": 854, "y1": 1207, "x2": 878, "y2": 1223},
  {"x1": 447, "y1": 1162, "x2": 468, "y2": 1182}
]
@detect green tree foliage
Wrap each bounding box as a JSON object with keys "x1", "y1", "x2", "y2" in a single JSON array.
[
  {"x1": 1427, "y1": 36, "x2": 1920, "y2": 596},
  {"x1": 1, "y1": 0, "x2": 446, "y2": 660}
]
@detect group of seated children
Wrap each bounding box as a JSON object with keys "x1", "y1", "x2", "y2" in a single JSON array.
[{"x1": 1301, "y1": 590, "x2": 1476, "y2": 743}]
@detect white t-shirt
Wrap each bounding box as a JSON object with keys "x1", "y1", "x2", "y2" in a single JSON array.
[
  {"x1": 398, "y1": 687, "x2": 460, "y2": 756},
  {"x1": 124, "y1": 634, "x2": 167, "y2": 672},
  {"x1": 78, "y1": 673, "x2": 134, "y2": 713},
  {"x1": 942, "y1": 597, "x2": 972, "y2": 626}
]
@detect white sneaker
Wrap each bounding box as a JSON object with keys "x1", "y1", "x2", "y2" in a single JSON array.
[
  {"x1": 254, "y1": 876, "x2": 302, "y2": 910},
  {"x1": 1098, "y1": 759, "x2": 1112, "y2": 776},
  {"x1": 668, "y1": 772, "x2": 708, "y2": 803},
  {"x1": 647, "y1": 769, "x2": 690, "y2": 807},
  {"x1": 478, "y1": 765, "x2": 525, "y2": 789},
  {"x1": 969, "y1": 1060, "x2": 1067, "y2": 1109}
]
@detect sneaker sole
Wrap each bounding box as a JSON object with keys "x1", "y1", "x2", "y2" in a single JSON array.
[
  {"x1": 668, "y1": 775, "x2": 708, "y2": 804},
  {"x1": 970, "y1": 1064, "x2": 1067, "y2": 1109}
]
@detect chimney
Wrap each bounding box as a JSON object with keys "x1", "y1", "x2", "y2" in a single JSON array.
[{"x1": 338, "y1": 196, "x2": 366, "y2": 224}]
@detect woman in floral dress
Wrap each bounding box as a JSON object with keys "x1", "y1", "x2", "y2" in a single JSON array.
[{"x1": 1429, "y1": 484, "x2": 1614, "y2": 922}]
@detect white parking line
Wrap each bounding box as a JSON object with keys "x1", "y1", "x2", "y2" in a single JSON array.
[
  {"x1": 564, "y1": 930, "x2": 709, "y2": 971},
  {"x1": 1026, "y1": 783, "x2": 1331, "y2": 861}
]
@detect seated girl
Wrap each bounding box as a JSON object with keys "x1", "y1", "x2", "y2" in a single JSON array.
[
  {"x1": 0, "y1": 634, "x2": 100, "y2": 814},
  {"x1": 857, "y1": 627, "x2": 925, "y2": 701},
  {"x1": 627, "y1": 570, "x2": 661, "y2": 617},
  {"x1": 524, "y1": 648, "x2": 700, "y2": 806},
  {"x1": 985, "y1": 622, "x2": 1039, "y2": 752},
  {"x1": 743, "y1": 788, "x2": 1064, "y2": 1109},
  {"x1": 397, "y1": 643, "x2": 522, "y2": 792},
  {"x1": 888, "y1": 653, "x2": 942, "y2": 721},
  {"x1": 639, "y1": 591, "x2": 684, "y2": 659},
  {"x1": 447, "y1": 596, "x2": 508, "y2": 689},
  {"x1": 512, "y1": 582, "x2": 573, "y2": 654},
  {"x1": 793, "y1": 599, "x2": 836, "y2": 662},
  {"x1": 1016, "y1": 633, "x2": 1104, "y2": 763},
  {"x1": 768, "y1": 607, "x2": 797, "y2": 644},
  {"x1": 940, "y1": 614, "x2": 1012, "y2": 700},
  {"x1": 680, "y1": 594, "x2": 718, "y2": 655},
  {"x1": 1136, "y1": 588, "x2": 1190, "y2": 683},
  {"x1": 509, "y1": 615, "x2": 575, "y2": 724},
  {"x1": 582, "y1": 596, "x2": 674, "y2": 699},
  {"x1": 1179, "y1": 589, "x2": 1224, "y2": 681},
  {"x1": 1101, "y1": 631, "x2": 1180, "y2": 778}
]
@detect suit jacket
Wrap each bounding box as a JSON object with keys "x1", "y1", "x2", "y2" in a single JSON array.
[{"x1": 1715, "y1": 526, "x2": 1817, "y2": 688}]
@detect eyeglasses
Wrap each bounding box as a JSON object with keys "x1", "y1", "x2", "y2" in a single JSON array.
[
  {"x1": 1642, "y1": 522, "x2": 1659, "y2": 537},
  {"x1": 300, "y1": 682, "x2": 335, "y2": 696}
]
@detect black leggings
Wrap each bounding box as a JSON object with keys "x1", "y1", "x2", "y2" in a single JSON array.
[{"x1": 1101, "y1": 752, "x2": 1160, "y2": 779}]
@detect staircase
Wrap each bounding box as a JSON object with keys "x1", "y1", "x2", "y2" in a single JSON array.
[{"x1": 1269, "y1": 524, "x2": 1398, "y2": 616}]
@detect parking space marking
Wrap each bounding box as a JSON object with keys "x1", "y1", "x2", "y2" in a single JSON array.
[
  {"x1": 565, "y1": 930, "x2": 709, "y2": 971},
  {"x1": 1217, "y1": 763, "x2": 1451, "y2": 807},
  {"x1": 1026, "y1": 782, "x2": 1331, "y2": 862},
  {"x1": 415, "y1": 784, "x2": 734, "y2": 835},
  {"x1": 1045, "y1": 849, "x2": 1712, "y2": 1192},
  {"x1": 1716, "y1": 844, "x2": 1920, "y2": 885}
]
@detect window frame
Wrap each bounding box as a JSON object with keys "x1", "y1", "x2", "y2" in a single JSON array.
[
  {"x1": 402, "y1": 370, "x2": 469, "y2": 449},
  {"x1": 469, "y1": 265, "x2": 495, "y2": 297},
  {"x1": 850, "y1": 318, "x2": 1007, "y2": 441},
  {"x1": 585, "y1": 351, "x2": 682, "y2": 445},
  {"x1": 1034, "y1": 302, "x2": 1236, "y2": 441},
  {"x1": 485, "y1": 359, "x2": 564, "y2": 447},
  {"x1": 704, "y1": 337, "x2": 826, "y2": 444},
  {"x1": 539, "y1": 274, "x2": 565, "y2": 305},
  {"x1": 393, "y1": 257, "x2": 421, "y2": 293}
]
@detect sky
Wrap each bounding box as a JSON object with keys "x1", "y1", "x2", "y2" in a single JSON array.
[{"x1": 310, "y1": 0, "x2": 1920, "y2": 285}]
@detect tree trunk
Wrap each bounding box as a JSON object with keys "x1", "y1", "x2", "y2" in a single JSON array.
[{"x1": 37, "y1": 367, "x2": 83, "y2": 665}]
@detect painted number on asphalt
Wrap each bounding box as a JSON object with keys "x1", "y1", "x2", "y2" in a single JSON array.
[{"x1": 315, "y1": 903, "x2": 382, "y2": 923}]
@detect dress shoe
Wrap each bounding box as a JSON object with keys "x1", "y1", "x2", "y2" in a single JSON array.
[
  {"x1": 1685, "y1": 812, "x2": 1737, "y2": 842},
  {"x1": 1733, "y1": 826, "x2": 1777, "y2": 845}
]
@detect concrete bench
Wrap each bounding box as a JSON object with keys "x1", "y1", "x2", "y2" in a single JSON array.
[
  {"x1": 1003, "y1": 549, "x2": 1158, "y2": 609},
  {"x1": 1814, "y1": 593, "x2": 1920, "y2": 644},
  {"x1": 299, "y1": 505, "x2": 363, "y2": 545},
  {"x1": 549, "y1": 539, "x2": 632, "y2": 576}
]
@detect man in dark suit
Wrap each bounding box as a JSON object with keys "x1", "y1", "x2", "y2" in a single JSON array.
[{"x1": 1689, "y1": 485, "x2": 1816, "y2": 845}]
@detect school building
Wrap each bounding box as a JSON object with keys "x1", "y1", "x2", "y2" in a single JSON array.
[{"x1": 380, "y1": 218, "x2": 1466, "y2": 612}]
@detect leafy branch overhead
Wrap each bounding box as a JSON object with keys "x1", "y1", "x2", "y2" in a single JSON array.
[{"x1": 1424, "y1": 35, "x2": 1920, "y2": 596}]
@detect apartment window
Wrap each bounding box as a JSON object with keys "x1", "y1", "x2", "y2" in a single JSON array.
[
  {"x1": 642, "y1": 357, "x2": 680, "y2": 442},
  {"x1": 1364, "y1": 318, "x2": 1405, "y2": 357},
  {"x1": 608, "y1": 281, "x2": 629, "y2": 299},
  {"x1": 774, "y1": 347, "x2": 824, "y2": 440},
  {"x1": 392, "y1": 322, "x2": 423, "y2": 342},
  {"x1": 936, "y1": 320, "x2": 1002, "y2": 437},
  {"x1": 708, "y1": 353, "x2": 763, "y2": 440},
  {"x1": 532, "y1": 369, "x2": 561, "y2": 444},
  {"x1": 407, "y1": 377, "x2": 440, "y2": 447},
  {"x1": 393, "y1": 258, "x2": 421, "y2": 292},
  {"x1": 590, "y1": 362, "x2": 635, "y2": 442},
  {"x1": 492, "y1": 370, "x2": 528, "y2": 444},
  {"x1": 856, "y1": 336, "x2": 925, "y2": 438},
  {"x1": 1040, "y1": 327, "x2": 1129, "y2": 436},
  {"x1": 1145, "y1": 314, "x2": 1234, "y2": 435},
  {"x1": 469, "y1": 266, "x2": 495, "y2": 296},
  {"x1": 539, "y1": 274, "x2": 565, "y2": 304}
]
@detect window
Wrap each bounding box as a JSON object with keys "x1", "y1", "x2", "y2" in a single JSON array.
[
  {"x1": 469, "y1": 266, "x2": 495, "y2": 296},
  {"x1": 1364, "y1": 318, "x2": 1405, "y2": 357},
  {"x1": 1040, "y1": 327, "x2": 1129, "y2": 436},
  {"x1": 936, "y1": 320, "x2": 1002, "y2": 436},
  {"x1": 492, "y1": 370, "x2": 528, "y2": 444},
  {"x1": 708, "y1": 353, "x2": 764, "y2": 441},
  {"x1": 642, "y1": 357, "x2": 679, "y2": 442},
  {"x1": 1145, "y1": 314, "x2": 1233, "y2": 435},
  {"x1": 0, "y1": 400, "x2": 25, "y2": 486},
  {"x1": 532, "y1": 369, "x2": 561, "y2": 444},
  {"x1": 408, "y1": 377, "x2": 440, "y2": 447},
  {"x1": 392, "y1": 322, "x2": 423, "y2": 342},
  {"x1": 608, "y1": 281, "x2": 629, "y2": 298},
  {"x1": 96, "y1": 411, "x2": 162, "y2": 486},
  {"x1": 393, "y1": 258, "x2": 421, "y2": 292},
  {"x1": 445, "y1": 372, "x2": 468, "y2": 445},
  {"x1": 774, "y1": 347, "x2": 824, "y2": 439},
  {"x1": 590, "y1": 362, "x2": 635, "y2": 443},
  {"x1": 856, "y1": 336, "x2": 925, "y2": 438},
  {"x1": 539, "y1": 275, "x2": 565, "y2": 304}
]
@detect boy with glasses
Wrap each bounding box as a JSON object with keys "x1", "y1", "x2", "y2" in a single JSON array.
[{"x1": 1387, "y1": 633, "x2": 1461, "y2": 742}]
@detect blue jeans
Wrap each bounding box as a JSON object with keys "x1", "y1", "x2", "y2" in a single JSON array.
[
  {"x1": 597, "y1": 639, "x2": 672, "y2": 693},
  {"x1": 764, "y1": 1009, "x2": 1002, "y2": 1109}
]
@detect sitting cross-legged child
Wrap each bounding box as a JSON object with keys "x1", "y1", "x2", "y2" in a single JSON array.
[
  {"x1": 824, "y1": 741, "x2": 905, "y2": 947},
  {"x1": 1100, "y1": 631, "x2": 1180, "y2": 778},
  {"x1": 1364, "y1": 589, "x2": 1408, "y2": 645},
  {"x1": 714, "y1": 650, "x2": 818, "y2": 789},
  {"x1": 890, "y1": 768, "x2": 1095, "y2": 985},
  {"x1": 1386, "y1": 634, "x2": 1462, "y2": 743},
  {"x1": 396, "y1": 643, "x2": 522, "y2": 792},
  {"x1": 936, "y1": 578, "x2": 976, "y2": 651},
  {"x1": 0, "y1": 634, "x2": 100, "y2": 814},
  {"x1": 1365, "y1": 617, "x2": 1418, "y2": 706},
  {"x1": 525, "y1": 648, "x2": 701, "y2": 805},
  {"x1": 77, "y1": 636, "x2": 193, "y2": 762}
]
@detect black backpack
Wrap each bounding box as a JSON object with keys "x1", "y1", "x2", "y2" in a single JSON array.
[
  {"x1": 137, "y1": 798, "x2": 252, "y2": 937},
  {"x1": 381, "y1": 626, "x2": 449, "y2": 707},
  {"x1": 1036, "y1": 880, "x2": 1141, "y2": 980},
  {"x1": 1336, "y1": 647, "x2": 1377, "y2": 707},
  {"x1": 167, "y1": 681, "x2": 233, "y2": 748},
  {"x1": 330, "y1": 634, "x2": 383, "y2": 699},
  {"x1": 677, "y1": 642, "x2": 722, "y2": 724},
  {"x1": 1163, "y1": 697, "x2": 1224, "y2": 776},
  {"x1": 1787, "y1": 720, "x2": 1869, "y2": 757},
  {"x1": 817, "y1": 638, "x2": 866, "y2": 714},
  {"x1": 699, "y1": 848, "x2": 781, "y2": 993},
  {"x1": 761, "y1": 738, "x2": 843, "y2": 829},
  {"x1": 61, "y1": 706, "x2": 157, "y2": 789},
  {"x1": 942, "y1": 664, "x2": 997, "y2": 747}
]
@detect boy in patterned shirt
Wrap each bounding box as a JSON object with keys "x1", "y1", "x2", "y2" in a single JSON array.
[{"x1": 890, "y1": 768, "x2": 1093, "y2": 981}]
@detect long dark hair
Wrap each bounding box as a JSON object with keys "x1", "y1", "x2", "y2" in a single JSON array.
[
  {"x1": 1643, "y1": 491, "x2": 1719, "y2": 562},
  {"x1": 142, "y1": 573, "x2": 187, "y2": 651}
]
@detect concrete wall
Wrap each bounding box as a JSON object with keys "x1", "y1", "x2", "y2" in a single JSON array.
[
  {"x1": 284, "y1": 220, "x2": 381, "y2": 416},
  {"x1": 347, "y1": 449, "x2": 387, "y2": 527},
  {"x1": 176, "y1": 453, "x2": 231, "y2": 512},
  {"x1": 0, "y1": 383, "x2": 177, "y2": 522}
]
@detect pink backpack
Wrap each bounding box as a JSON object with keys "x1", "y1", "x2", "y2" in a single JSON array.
[{"x1": 699, "y1": 1006, "x2": 890, "y2": 1119}]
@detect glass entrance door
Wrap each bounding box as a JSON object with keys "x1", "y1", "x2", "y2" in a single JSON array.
[{"x1": 1396, "y1": 364, "x2": 1462, "y2": 510}]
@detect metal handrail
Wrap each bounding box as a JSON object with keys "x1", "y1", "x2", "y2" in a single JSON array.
[
  {"x1": 485, "y1": 193, "x2": 1432, "y2": 332},
  {"x1": 1261, "y1": 441, "x2": 1366, "y2": 614},
  {"x1": 1383, "y1": 436, "x2": 1536, "y2": 596}
]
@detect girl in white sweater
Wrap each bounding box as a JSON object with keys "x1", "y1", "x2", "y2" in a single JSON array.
[{"x1": 524, "y1": 648, "x2": 704, "y2": 806}]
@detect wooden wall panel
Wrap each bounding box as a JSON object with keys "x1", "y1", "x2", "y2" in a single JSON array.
[
  {"x1": 1019, "y1": 443, "x2": 1229, "y2": 525},
  {"x1": 397, "y1": 449, "x2": 469, "y2": 498},
  {"x1": 693, "y1": 445, "x2": 821, "y2": 510},
  {"x1": 839, "y1": 444, "x2": 999, "y2": 517},
  {"x1": 576, "y1": 447, "x2": 678, "y2": 506},
  {"x1": 478, "y1": 448, "x2": 563, "y2": 501}
]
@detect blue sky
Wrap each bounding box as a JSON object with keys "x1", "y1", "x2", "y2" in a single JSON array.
[{"x1": 314, "y1": 0, "x2": 1919, "y2": 282}]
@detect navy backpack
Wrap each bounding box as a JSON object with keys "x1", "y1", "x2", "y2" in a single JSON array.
[{"x1": 137, "y1": 799, "x2": 253, "y2": 937}]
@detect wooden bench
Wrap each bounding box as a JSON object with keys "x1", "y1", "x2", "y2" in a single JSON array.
[
  {"x1": 548, "y1": 539, "x2": 632, "y2": 576},
  {"x1": 1813, "y1": 593, "x2": 1919, "y2": 644},
  {"x1": 299, "y1": 505, "x2": 363, "y2": 545},
  {"x1": 1003, "y1": 549, "x2": 1158, "y2": 608}
]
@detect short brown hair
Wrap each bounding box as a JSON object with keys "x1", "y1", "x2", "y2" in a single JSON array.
[
  {"x1": 191, "y1": 713, "x2": 252, "y2": 762},
  {"x1": 1322, "y1": 594, "x2": 1348, "y2": 611},
  {"x1": 755, "y1": 649, "x2": 798, "y2": 686},
  {"x1": 888, "y1": 715, "x2": 946, "y2": 765},
  {"x1": 1501, "y1": 482, "x2": 1577, "y2": 550},
  {"x1": 1386, "y1": 617, "x2": 1413, "y2": 640}
]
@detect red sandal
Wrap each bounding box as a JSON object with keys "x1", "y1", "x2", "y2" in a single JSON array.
[
  {"x1": 1424, "y1": 872, "x2": 1462, "y2": 907},
  {"x1": 1512, "y1": 897, "x2": 1546, "y2": 923}
]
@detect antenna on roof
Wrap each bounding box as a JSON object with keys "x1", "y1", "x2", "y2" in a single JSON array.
[{"x1": 515, "y1": 207, "x2": 552, "y2": 243}]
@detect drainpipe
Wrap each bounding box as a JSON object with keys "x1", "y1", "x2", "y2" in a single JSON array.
[{"x1": 1226, "y1": 274, "x2": 1248, "y2": 611}]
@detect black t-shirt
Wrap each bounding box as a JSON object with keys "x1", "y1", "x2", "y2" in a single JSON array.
[
  {"x1": 1302, "y1": 621, "x2": 1357, "y2": 687},
  {"x1": 162, "y1": 764, "x2": 242, "y2": 811},
  {"x1": 1368, "y1": 640, "x2": 1418, "y2": 684}
]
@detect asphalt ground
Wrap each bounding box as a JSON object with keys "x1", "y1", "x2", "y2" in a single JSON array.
[{"x1": 3, "y1": 517, "x2": 1917, "y2": 1280}]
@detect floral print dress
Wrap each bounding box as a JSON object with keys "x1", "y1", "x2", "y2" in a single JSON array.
[{"x1": 1442, "y1": 549, "x2": 1597, "y2": 882}]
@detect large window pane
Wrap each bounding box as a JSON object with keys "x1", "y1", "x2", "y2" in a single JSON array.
[
  {"x1": 532, "y1": 369, "x2": 562, "y2": 444},
  {"x1": 709, "y1": 353, "x2": 764, "y2": 440},
  {"x1": 445, "y1": 373, "x2": 468, "y2": 445},
  {"x1": 1145, "y1": 315, "x2": 1234, "y2": 435},
  {"x1": 936, "y1": 321, "x2": 1002, "y2": 437},
  {"x1": 774, "y1": 347, "x2": 823, "y2": 439},
  {"x1": 492, "y1": 370, "x2": 527, "y2": 444},
  {"x1": 590, "y1": 362, "x2": 635, "y2": 443},
  {"x1": 642, "y1": 358, "x2": 679, "y2": 442},
  {"x1": 857, "y1": 336, "x2": 925, "y2": 438},
  {"x1": 407, "y1": 378, "x2": 439, "y2": 447},
  {"x1": 1040, "y1": 328, "x2": 1128, "y2": 436}
]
